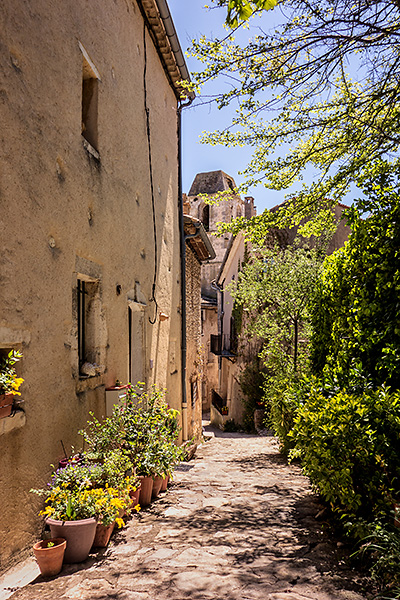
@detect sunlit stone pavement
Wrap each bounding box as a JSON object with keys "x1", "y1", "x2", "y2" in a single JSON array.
[{"x1": 5, "y1": 427, "x2": 372, "y2": 600}]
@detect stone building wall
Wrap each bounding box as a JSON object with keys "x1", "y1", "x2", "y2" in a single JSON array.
[
  {"x1": 185, "y1": 245, "x2": 203, "y2": 442},
  {"x1": 0, "y1": 0, "x2": 184, "y2": 570}
]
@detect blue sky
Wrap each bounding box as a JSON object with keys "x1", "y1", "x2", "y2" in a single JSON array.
[{"x1": 167, "y1": 0, "x2": 287, "y2": 213}]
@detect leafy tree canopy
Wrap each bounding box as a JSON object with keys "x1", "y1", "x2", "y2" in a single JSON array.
[
  {"x1": 189, "y1": 0, "x2": 400, "y2": 234},
  {"x1": 233, "y1": 243, "x2": 322, "y2": 376},
  {"x1": 211, "y1": 0, "x2": 277, "y2": 28},
  {"x1": 310, "y1": 159, "x2": 400, "y2": 389}
]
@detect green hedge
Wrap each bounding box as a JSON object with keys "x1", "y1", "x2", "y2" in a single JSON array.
[{"x1": 290, "y1": 384, "x2": 400, "y2": 519}]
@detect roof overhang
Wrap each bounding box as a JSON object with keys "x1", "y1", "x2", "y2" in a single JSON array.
[
  {"x1": 137, "y1": 0, "x2": 195, "y2": 101},
  {"x1": 184, "y1": 215, "x2": 216, "y2": 262}
]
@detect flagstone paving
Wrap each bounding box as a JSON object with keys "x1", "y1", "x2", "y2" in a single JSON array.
[{"x1": 7, "y1": 428, "x2": 373, "y2": 600}]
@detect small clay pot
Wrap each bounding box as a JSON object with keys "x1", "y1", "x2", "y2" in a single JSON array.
[
  {"x1": 33, "y1": 538, "x2": 66, "y2": 577},
  {"x1": 129, "y1": 485, "x2": 141, "y2": 508}
]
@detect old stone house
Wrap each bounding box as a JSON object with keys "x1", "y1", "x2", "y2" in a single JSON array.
[
  {"x1": 183, "y1": 216, "x2": 215, "y2": 440},
  {"x1": 0, "y1": 0, "x2": 195, "y2": 570},
  {"x1": 184, "y1": 171, "x2": 255, "y2": 412}
]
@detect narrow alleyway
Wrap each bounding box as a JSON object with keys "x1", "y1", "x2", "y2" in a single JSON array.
[{"x1": 7, "y1": 429, "x2": 371, "y2": 600}]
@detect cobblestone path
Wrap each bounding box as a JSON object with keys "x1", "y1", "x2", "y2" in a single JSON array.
[{"x1": 8, "y1": 429, "x2": 371, "y2": 600}]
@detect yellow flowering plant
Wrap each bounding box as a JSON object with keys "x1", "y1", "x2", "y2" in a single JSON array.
[
  {"x1": 34, "y1": 484, "x2": 131, "y2": 527},
  {"x1": 0, "y1": 350, "x2": 24, "y2": 395}
]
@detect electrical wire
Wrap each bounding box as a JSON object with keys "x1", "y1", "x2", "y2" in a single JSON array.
[{"x1": 143, "y1": 21, "x2": 158, "y2": 325}]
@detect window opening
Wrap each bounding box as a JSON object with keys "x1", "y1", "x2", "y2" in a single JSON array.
[
  {"x1": 79, "y1": 43, "x2": 100, "y2": 151},
  {"x1": 77, "y1": 277, "x2": 100, "y2": 376},
  {"x1": 77, "y1": 279, "x2": 86, "y2": 370},
  {"x1": 202, "y1": 205, "x2": 210, "y2": 231}
]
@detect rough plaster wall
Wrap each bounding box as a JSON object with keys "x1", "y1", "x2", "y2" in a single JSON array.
[
  {"x1": 185, "y1": 246, "x2": 202, "y2": 441},
  {"x1": 201, "y1": 307, "x2": 219, "y2": 411},
  {"x1": 0, "y1": 0, "x2": 181, "y2": 569}
]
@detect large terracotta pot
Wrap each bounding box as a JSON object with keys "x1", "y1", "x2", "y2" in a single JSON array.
[
  {"x1": 33, "y1": 538, "x2": 66, "y2": 577},
  {"x1": 46, "y1": 517, "x2": 97, "y2": 563},
  {"x1": 0, "y1": 393, "x2": 14, "y2": 419},
  {"x1": 138, "y1": 475, "x2": 153, "y2": 507},
  {"x1": 160, "y1": 475, "x2": 169, "y2": 492},
  {"x1": 92, "y1": 522, "x2": 115, "y2": 548},
  {"x1": 152, "y1": 475, "x2": 163, "y2": 498}
]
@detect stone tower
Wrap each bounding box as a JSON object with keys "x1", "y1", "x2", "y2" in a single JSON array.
[{"x1": 185, "y1": 170, "x2": 256, "y2": 299}]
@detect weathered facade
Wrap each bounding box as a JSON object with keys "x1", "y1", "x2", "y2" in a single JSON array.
[
  {"x1": 0, "y1": 0, "x2": 191, "y2": 570},
  {"x1": 185, "y1": 171, "x2": 255, "y2": 299},
  {"x1": 183, "y1": 216, "x2": 215, "y2": 441},
  {"x1": 185, "y1": 171, "x2": 255, "y2": 414}
]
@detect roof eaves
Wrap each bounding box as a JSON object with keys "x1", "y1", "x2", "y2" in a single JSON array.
[{"x1": 137, "y1": 0, "x2": 195, "y2": 101}]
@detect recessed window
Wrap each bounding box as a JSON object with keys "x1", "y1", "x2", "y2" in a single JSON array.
[
  {"x1": 77, "y1": 277, "x2": 100, "y2": 376},
  {"x1": 79, "y1": 43, "x2": 100, "y2": 152},
  {"x1": 202, "y1": 205, "x2": 210, "y2": 232}
]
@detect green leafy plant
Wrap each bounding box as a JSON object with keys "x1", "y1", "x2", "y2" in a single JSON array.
[
  {"x1": 79, "y1": 410, "x2": 125, "y2": 461},
  {"x1": 223, "y1": 418, "x2": 240, "y2": 432},
  {"x1": 352, "y1": 519, "x2": 400, "y2": 594},
  {"x1": 119, "y1": 384, "x2": 182, "y2": 478},
  {"x1": 290, "y1": 382, "x2": 400, "y2": 519},
  {"x1": 310, "y1": 160, "x2": 400, "y2": 389}
]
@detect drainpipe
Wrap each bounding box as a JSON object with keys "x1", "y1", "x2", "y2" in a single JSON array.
[{"x1": 177, "y1": 99, "x2": 193, "y2": 442}]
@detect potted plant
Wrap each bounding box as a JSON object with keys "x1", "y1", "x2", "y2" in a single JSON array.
[
  {"x1": 33, "y1": 537, "x2": 66, "y2": 577},
  {"x1": 0, "y1": 349, "x2": 23, "y2": 418},
  {"x1": 31, "y1": 459, "x2": 133, "y2": 559}
]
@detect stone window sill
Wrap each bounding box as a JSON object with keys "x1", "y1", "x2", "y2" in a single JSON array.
[
  {"x1": 76, "y1": 374, "x2": 104, "y2": 394},
  {"x1": 82, "y1": 138, "x2": 100, "y2": 161}
]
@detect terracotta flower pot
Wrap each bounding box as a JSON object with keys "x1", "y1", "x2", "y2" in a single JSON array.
[
  {"x1": 58, "y1": 456, "x2": 83, "y2": 470},
  {"x1": 92, "y1": 522, "x2": 115, "y2": 548},
  {"x1": 129, "y1": 485, "x2": 141, "y2": 508},
  {"x1": 33, "y1": 538, "x2": 66, "y2": 577},
  {"x1": 0, "y1": 393, "x2": 14, "y2": 419},
  {"x1": 138, "y1": 475, "x2": 153, "y2": 507},
  {"x1": 46, "y1": 517, "x2": 97, "y2": 563},
  {"x1": 160, "y1": 475, "x2": 169, "y2": 492},
  {"x1": 152, "y1": 475, "x2": 163, "y2": 498}
]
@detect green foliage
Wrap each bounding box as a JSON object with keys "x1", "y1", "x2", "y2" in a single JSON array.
[
  {"x1": 311, "y1": 160, "x2": 400, "y2": 388},
  {"x1": 233, "y1": 244, "x2": 322, "y2": 446},
  {"x1": 120, "y1": 384, "x2": 182, "y2": 477},
  {"x1": 266, "y1": 374, "x2": 305, "y2": 454},
  {"x1": 290, "y1": 383, "x2": 400, "y2": 519},
  {"x1": 189, "y1": 0, "x2": 400, "y2": 233},
  {"x1": 234, "y1": 244, "x2": 322, "y2": 376},
  {"x1": 223, "y1": 418, "x2": 241, "y2": 432},
  {"x1": 212, "y1": 0, "x2": 276, "y2": 28},
  {"x1": 238, "y1": 359, "x2": 266, "y2": 432},
  {"x1": 79, "y1": 410, "x2": 125, "y2": 460},
  {"x1": 354, "y1": 520, "x2": 400, "y2": 592}
]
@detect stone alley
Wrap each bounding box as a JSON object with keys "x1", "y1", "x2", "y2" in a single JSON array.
[{"x1": 4, "y1": 430, "x2": 371, "y2": 600}]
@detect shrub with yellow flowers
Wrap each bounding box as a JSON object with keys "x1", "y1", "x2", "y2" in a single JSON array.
[{"x1": 34, "y1": 484, "x2": 130, "y2": 528}]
